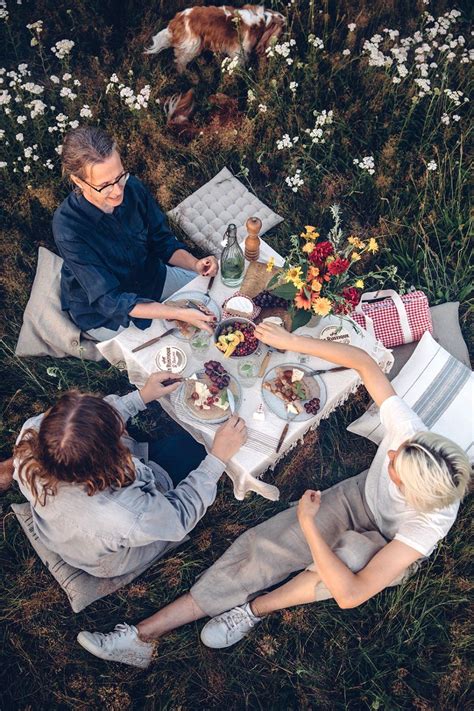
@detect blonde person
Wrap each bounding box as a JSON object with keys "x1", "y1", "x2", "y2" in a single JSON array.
[
  {"x1": 53, "y1": 126, "x2": 218, "y2": 341},
  {"x1": 77, "y1": 323, "x2": 471, "y2": 668}
]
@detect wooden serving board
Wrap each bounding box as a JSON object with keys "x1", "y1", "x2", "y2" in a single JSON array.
[{"x1": 241, "y1": 261, "x2": 293, "y2": 331}]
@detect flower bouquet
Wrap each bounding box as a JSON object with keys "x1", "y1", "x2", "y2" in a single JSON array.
[{"x1": 263, "y1": 206, "x2": 399, "y2": 331}]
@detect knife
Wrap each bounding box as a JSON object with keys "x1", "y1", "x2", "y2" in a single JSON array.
[
  {"x1": 258, "y1": 350, "x2": 273, "y2": 377},
  {"x1": 131, "y1": 327, "x2": 176, "y2": 353},
  {"x1": 227, "y1": 389, "x2": 236, "y2": 415},
  {"x1": 275, "y1": 411, "x2": 298, "y2": 453}
]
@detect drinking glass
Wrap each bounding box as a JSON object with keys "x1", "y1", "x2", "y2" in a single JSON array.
[
  {"x1": 190, "y1": 330, "x2": 211, "y2": 355},
  {"x1": 237, "y1": 359, "x2": 259, "y2": 387}
]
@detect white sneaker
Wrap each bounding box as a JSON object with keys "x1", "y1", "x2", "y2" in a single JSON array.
[
  {"x1": 200, "y1": 603, "x2": 261, "y2": 649},
  {"x1": 77, "y1": 623, "x2": 154, "y2": 669}
]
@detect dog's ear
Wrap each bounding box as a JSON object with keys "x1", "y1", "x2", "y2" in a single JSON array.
[{"x1": 255, "y1": 17, "x2": 285, "y2": 56}]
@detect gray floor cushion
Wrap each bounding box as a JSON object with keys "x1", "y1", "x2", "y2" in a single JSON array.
[
  {"x1": 11, "y1": 502, "x2": 158, "y2": 612},
  {"x1": 15, "y1": 247, "x2": 102, "y2": 361},
  {"x1": 167, "y1": 166, "x2": 284, "y2": 254},
  {"x1": 389, "y1": 302, "x2": 470, "y2": 380}
]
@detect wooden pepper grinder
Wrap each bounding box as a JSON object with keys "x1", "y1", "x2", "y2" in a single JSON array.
[{"x1": 244, "y1": 216, "x2": 262, "y2": 261}]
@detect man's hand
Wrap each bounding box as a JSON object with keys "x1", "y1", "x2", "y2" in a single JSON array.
[
  {"x1": 254, "y1": 322, "x2": 296, "y2": 352},
  {"x1": 211, "y1": 415, "x2": 247, "y2": 463},
  {"x1": 139, "y1": 371, "x2": 182, "y2": 404},
  {"x1": 195, "y1": 256, "x2": 218, "y2": 277},
  {"x1": 297, "y1": 490, "x2": 321, "y2": 526}
]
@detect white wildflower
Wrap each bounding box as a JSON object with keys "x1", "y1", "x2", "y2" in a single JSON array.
[
  {"x1": 69, "y1": 119, "x2": 79, "y2": 129},
  {"x1": 247, "y1": 88, "x2": 256, "y2": 103},
  {"x1": 276, "y1": 134, "x2": 299, "y2": 150},
  {"x1": 51, "y1": 40, "x2": 75, "y2": 59},
  {"x1": 22, "y1": 82, "x2": 44, "y2": 95},
  {"x1": 285, "y1": 168, "x2": 304, "y2": 193},
  {"x1": 258, "y1": 103, "x2": 267, "y2": 113},
  {"x1": 0, "y1": 161, "x2": 7, "y2": 168},
  {"x1": 342, "y1": 49, "x2": 351, "y2": 56},
  {"x1": 27, "y1": 98, "x2": 47, "y2": 118},
  {"x1": 353, "y1": 155, "x2": 375, "y2": 175},
  {"x1": 427, "y1": 160, "x2": 437, "y2": 171},
  {"x1": 289, "y1": 81, "x2": 298, "y2": 93},
  {"x1": 347, "y1": 23, "x2": 356, "y2": 32},
  {"x1": 26, "y1": 20, "x2": 43, "y2": 33},
  {"x1": 80, "y1": 104, "x2": 92, "y2": 118},
  {"x1": 452, "y1": 114, "x2": 461, "y2": 121},
  {"x1": 62, "y1": 73, "x2": 72, "y2": 81},
  {"x1": 221, "y1": 56, "x2": 240, "y2": 76},
  {"x1": 15, "y1": 132, "x2": 24, "y2": 142},
  {"x1": 55, "y1": 144, "x2": 63, "y2": 155},
  {"x1": 441, "y1": 113, "x2": 450, "y2": 125},
  {"x1": 16, "y1": 115, "x2": 27, "y2": 124},
  {"x1": 308, "y1": 34, "x2": 324, "y2": 50},
  {"x1": 50, "y1": 75, "x2": 60, "y2": 84}
]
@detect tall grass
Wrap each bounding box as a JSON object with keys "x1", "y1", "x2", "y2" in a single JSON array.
[{"x1": 0, "y1": 1, "x2": 472, "y2": 708}]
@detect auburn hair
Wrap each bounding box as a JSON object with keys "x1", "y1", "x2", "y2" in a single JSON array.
[{"x1": 15, "y1": 391, "x2": 136, "y2": 506}]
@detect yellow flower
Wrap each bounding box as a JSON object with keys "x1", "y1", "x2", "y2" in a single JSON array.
[
  {"x1": 367, "y1": 237, "x2": 379, "y2": 253},
  {"x1": 284, "y1": 266, "x2": 303, "y2": 285},
  {"x1": 310, "y1": 279, "x2": 322, "y2": 292},
  {"x1": 293, "y1": 277, "x2": 305, "y2": 289},
  {"x1": 351, "y1": 252, "x2": 361, "y2": 262},
  {"x1": 312, "y1": 297, "x2": 332, "y2": 317},
  {"x1": 300, "y1": 225, "x2": 320, "y2": 240},
  {"x1": 266, "y1": 257, "x2": 275, "y2": 272},
  {"x1": 302, "y1": 241, "x2": 315, "y2": 253},
  {"x1": 355, "y1": 279, "x2": 364, "y2": 288},
  {"x1": 348, "y1": 236, "x2": 365, "y2": 249}
]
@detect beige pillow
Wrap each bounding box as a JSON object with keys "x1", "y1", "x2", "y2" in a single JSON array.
[
  {"x1": 167, "y1": 167, "x2": 284, "y2": 255},
  {"x1": 15, "y1": 247, "x2": 102, "y2": 361},
  {"x1": 11, "y1": 502, "x2": 167, "y2": 612}
]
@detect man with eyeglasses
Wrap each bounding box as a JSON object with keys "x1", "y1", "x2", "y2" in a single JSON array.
[{"x1": 53, "y1": 126, "x2": 218, "y2": 341}]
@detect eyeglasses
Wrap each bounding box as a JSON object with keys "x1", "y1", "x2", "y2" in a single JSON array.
[{"x1": 81, "y1": 171, "x2": 129, "y2": 197}]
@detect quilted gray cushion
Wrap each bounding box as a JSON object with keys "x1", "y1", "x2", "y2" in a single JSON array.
[
  {"x1": 11, "y1": 502, "x2": 161, "y2": 613},
  {"x1": 167, "y1": 167, "x2": 284, "y2": 254}
]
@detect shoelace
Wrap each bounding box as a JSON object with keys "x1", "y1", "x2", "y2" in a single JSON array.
[
  {"x1": 99, "y1": 623, "x2": 133, "y2": 648},
  {"x1": 223, "y1": 607, "x2": 255, "y2": 634}
]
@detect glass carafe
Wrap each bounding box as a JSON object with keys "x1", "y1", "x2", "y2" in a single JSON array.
[{"x1": 220, "y1": 224, "x2": 245, "y2": 287}]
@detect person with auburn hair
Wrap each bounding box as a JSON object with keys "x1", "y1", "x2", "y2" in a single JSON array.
[
  {"x1": 77, "y1": 324, "x2": 471, "y2": 669},
  {"x1": 7, "y1": 372, "x2": 246, "y2": 578},
  {"x1": 53, "y1": 126, "x2": 218, "y2": 341}
]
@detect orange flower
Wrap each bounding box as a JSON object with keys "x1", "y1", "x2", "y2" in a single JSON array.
[
  {"x1": 310, "y1": 279, "x2": 322, "y2": 292},
  {"x1": 302, "y1": 241, "x2": 316, "y2": 253},
  {"x1": 294, "y1": 288, "x2": 313, "y2": 310},
  {"x1": 307, "y1": 266, "x2": 320, "y2": 280}
]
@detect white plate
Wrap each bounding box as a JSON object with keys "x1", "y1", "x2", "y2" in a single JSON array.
[
  {"x1": 179, "y1": 370, "x2": 242, "y2": 424},
  {"x1": 164, "y1": 290, "x2": 221, "y2": 341},
  {"x1": 261, "y1": 363, "x2": 327, "y2": 422}
]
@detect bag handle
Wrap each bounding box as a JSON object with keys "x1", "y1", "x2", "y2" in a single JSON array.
[{"x1": 355, "y1": 289, "x2": 412, "y2": 343}]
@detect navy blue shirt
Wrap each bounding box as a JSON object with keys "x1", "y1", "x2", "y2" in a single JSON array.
[{"x1": 52, "y1": 176, "x2": 189, "y2": 331}]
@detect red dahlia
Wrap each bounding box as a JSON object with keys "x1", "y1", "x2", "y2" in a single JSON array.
[
  {"x1": 327, "y1": 257, "x2": 350, "y2": 276},
  {"x1": 342, "y1": 286, "x2": 361, "y2": 308},
  {"x1": 308, "y1": 240, "x2": 334, "y2": 266}
]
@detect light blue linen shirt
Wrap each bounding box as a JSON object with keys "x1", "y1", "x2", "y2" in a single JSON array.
[{"x1": 13, "y1": 391, "x2": 225, "y2": 577}]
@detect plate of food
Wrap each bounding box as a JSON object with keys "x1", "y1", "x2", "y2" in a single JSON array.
[
  {"x1": 164, "y1": 290, "x2": 221, "y2": 340},
  {"x1": 214, "y1": 317, "x2": 259, "y2": 358},
  {"x1": 180, "y1": 360, "x2": 242, "y2": 424},
  {"x1": 261, "y1": 363, "x2": 327, "y2": 422}
]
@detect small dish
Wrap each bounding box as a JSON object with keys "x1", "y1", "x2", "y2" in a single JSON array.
[
  {"x1": 164, "y1": 290, "x2": 221, "y2": 340},
  {"x1": 261, "y1": 363, "x2": 327, "y2": 422}
]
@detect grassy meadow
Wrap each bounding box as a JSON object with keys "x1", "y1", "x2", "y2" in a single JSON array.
[{"x1": 0, "y1": 0, "x2": 472, "y2": 708}]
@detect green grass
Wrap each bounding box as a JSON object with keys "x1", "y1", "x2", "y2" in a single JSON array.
[{"x1": 0, "y1": 1, "x2": 472, "y2": 709}]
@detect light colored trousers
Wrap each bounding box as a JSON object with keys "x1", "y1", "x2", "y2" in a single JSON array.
[
  {"x1": 191, "y1": 471, "x2": 414, "y2": 617},
  {"x1": 87, "y1": 266, "x2": 195, "y2": 342}
]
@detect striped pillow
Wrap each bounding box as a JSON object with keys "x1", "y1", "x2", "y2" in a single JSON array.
[{"x1": 347, "y1": 332, "x2": 474, "y2": 461}]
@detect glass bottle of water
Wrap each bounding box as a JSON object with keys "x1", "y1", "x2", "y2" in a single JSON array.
[{"x1": 220, "y1": 224, "x2": 245, "y2": 287}]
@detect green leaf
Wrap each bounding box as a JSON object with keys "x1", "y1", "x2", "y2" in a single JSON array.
[
  {"x1": 290, "y1": 309, "x2": 313, "y2": 331},
  {"x1": 271, "y1": 283, "x2": 298, "y2": 300},
  {"x1": 266, "y1": 272, "x2": 281, "y2": 290}
]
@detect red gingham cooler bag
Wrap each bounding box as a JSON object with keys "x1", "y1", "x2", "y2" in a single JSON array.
[{"x1": 351, "y1": 289, "x2": 433, "y2": 348}]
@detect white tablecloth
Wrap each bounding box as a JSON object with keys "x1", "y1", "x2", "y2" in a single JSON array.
[{"x1": 97, "y1": 240, "x2": 393, "y2": 501}]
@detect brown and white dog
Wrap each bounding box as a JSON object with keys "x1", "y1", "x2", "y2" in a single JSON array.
[{"x1": 145, "y1": 5, "x2": 286, "y2": 73}]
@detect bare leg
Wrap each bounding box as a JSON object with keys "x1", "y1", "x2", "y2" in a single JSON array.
[
  {"x1": 136, "y1": 592, "x2": 206, "y2": 642},
  {"x1": 0, "y1": 457, "x2": 14, "y2": 492},
  {"x1": 250, "y1": 570, "x2": 324, "y2": 617}
]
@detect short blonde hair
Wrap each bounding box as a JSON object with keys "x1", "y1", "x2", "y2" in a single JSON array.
[{"x1": 396, "y1": 431, "x2": 472, "y2": 512}]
